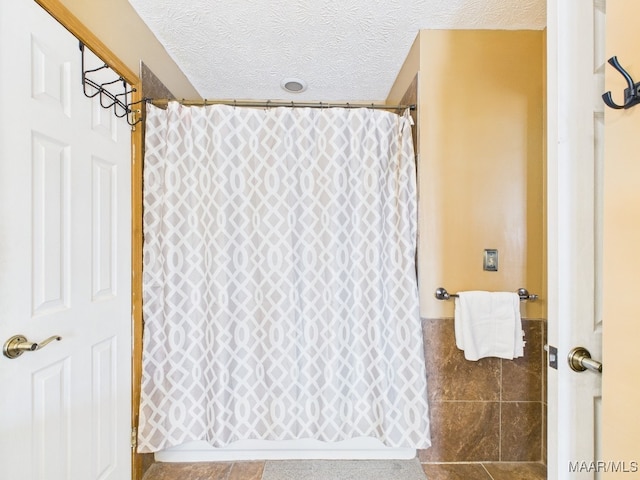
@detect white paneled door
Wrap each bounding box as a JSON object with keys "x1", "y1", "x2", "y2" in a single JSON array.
[
  {"x1": 547, "y1": 1, "x2": 605, "y2": 479},
  {"x1": 0, "y1": 2, "x2": 132, "y2": 479}
]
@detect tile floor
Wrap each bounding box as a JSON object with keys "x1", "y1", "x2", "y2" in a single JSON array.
[
  {"x1": 422, "y1": 462, "x2": 546, "y2": 480},
  {"x1": 141, "y1": 461, "x2": 546, "y2": 480}
]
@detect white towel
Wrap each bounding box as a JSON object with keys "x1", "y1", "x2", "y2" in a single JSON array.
[{"x1": 454, "y1": 291, "x2": 525, "y2": 361}]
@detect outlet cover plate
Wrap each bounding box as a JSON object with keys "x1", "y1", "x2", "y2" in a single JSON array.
[{"x1": 483, "y1": 249, "x2": 498, "y2": 271}]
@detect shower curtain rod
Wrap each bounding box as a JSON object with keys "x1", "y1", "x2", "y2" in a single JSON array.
[{"x1": 147, "y1": 98, "x2": 415, "y2": 111}]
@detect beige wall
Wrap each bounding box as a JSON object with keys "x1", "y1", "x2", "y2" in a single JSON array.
[
  {"x1": 57, "y1": 0, "x2": 199, "y2": 98},
  {"x1": 388, "y1": 30, "x2": 546, "y2": 464},
  {"x1": 602, "y1": 0, "x2": 640, "y2": 471},
  {"x1": 388, "y1": 30, "x2": 545, "y2": 320}
]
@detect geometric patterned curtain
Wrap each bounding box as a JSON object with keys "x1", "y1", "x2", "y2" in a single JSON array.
[{"x1": 137, "y1": 102, "x2": 431, "y2": 453}]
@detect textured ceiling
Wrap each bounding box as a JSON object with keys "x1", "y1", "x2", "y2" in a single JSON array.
[{"x1": 126, "y1": 0, "x2": 545, "y2": 102}]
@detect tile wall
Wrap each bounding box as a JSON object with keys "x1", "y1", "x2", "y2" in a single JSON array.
[{"x1": 419, "y1": 318, "x2": 546, "y2": 463}]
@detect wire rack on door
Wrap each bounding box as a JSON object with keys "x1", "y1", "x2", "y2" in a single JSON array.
[{"x1": 80, "y1": 42, "x2": 142, "y2": 128}]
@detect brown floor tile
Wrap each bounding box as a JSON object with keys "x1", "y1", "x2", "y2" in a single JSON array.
[
  {"x1": 483, "y1": 462, "x2": 546, "y2": 480},
  {"x1": 422, "y1": 463, "x2": 492, "y2": 480},
  {"x1": 140, "y1": 453, "x2": 156, "y2": 478},
  {"x1": 141, "y1": 462, "x2": 233, "y2": 480},
  {"x1": 228, "y1": 461, "x2": 265, "y2": 480},
  {"x1": 140, "y1": 459, "x2": 547, "y2": 480}
]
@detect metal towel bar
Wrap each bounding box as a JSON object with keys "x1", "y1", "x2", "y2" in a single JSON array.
[{"x1": 434, "y1": 287, "x2": 538, "y2": 302}]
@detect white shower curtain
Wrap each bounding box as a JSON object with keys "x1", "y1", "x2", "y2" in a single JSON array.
[{"x1": 137, "y1": 102, "x2": 430, "y2": 453}]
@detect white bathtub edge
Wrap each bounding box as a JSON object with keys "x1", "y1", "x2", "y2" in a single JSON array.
[{"x1": 154, "y1": 437, "x2": 416, "y2": 462}]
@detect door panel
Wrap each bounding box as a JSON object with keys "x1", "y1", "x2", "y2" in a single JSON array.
[
  {"x1": 0, "y1": 2, "x2": 131, "y2": 479},
  {"x1": 547, "y1": 0, "x2": 606, "y2": 479},
  {"x1": 547, "y1": 0, "x2": 605, "y2": 478}
]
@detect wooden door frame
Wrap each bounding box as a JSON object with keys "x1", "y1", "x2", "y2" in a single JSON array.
[{"x1": 32, "y1": 1, "x2": 143, "y2": 479}]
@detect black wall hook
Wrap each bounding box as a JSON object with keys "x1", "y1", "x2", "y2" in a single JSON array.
[{"x1": 602, "y1": 56, "x2": 640, "y2": 109}]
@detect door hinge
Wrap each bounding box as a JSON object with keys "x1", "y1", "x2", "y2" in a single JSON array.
[{"x1": 131, "y1": 427, "x2": 137, "y2": 449}]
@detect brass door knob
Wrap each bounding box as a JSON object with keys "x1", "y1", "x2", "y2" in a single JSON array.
[
  {"x1": 3, "y1": 334, "x2": 62, "y2": 359},
  {"x1": 568, "y1": 346, "x2": 602, "y2": 373}
]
